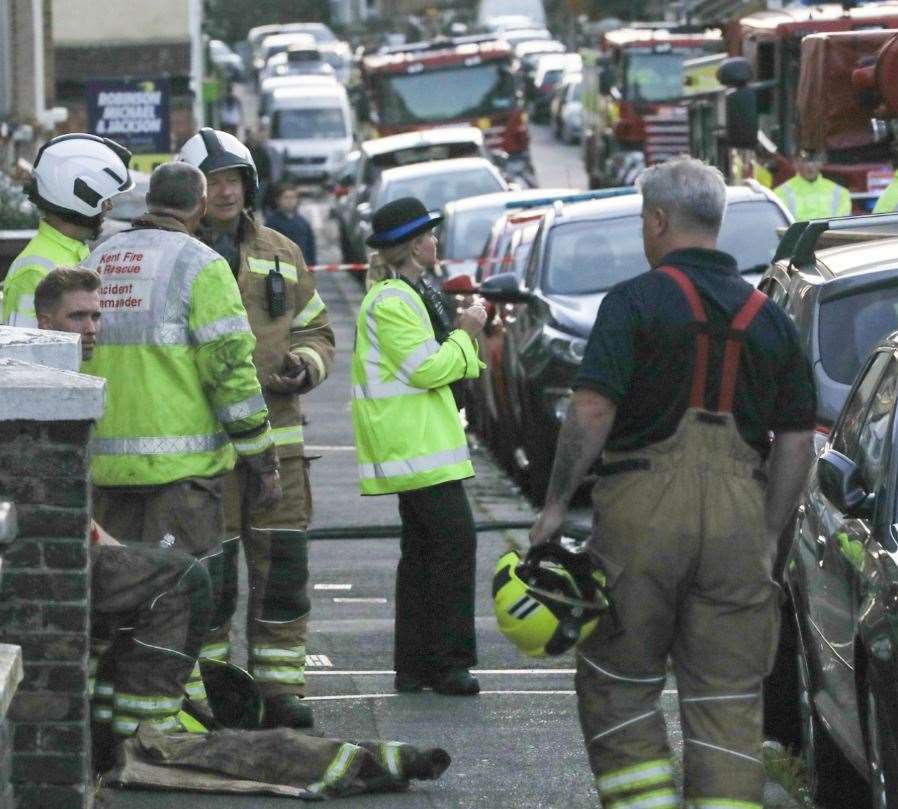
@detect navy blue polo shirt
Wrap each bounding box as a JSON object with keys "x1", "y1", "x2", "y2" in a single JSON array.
[{"x1": 573, "y1": 247, "x2": 816, "y2": 456}]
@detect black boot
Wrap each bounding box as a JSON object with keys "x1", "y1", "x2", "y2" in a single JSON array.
[{"x1": 262, "y1": 694, "x2": 314, "y2": 729}]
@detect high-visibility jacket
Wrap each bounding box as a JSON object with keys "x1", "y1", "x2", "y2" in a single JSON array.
[
  {"x1": 351, "y1": 278, "x2": 483, "y2": 495},
  {"x1": 200, "y1": 213, "x2": 335, "y2": 458},
  {"x1": 774, "y1": 174, "x2": 851, "y2": 220},
  {"x1": 82, "y1": 213, "x2": 272, "y2": 487},
  {"x1": 1, "y1": 219, "x2": 89, "y2": 326},
  {"x1": 873, "y1": 173, "x2": 898, "y2": 214}
]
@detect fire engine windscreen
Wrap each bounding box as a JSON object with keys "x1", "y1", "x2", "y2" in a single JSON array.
[
  {"x1": 623, "y1": 52, "x2": 693, "y2": 103},
  {"x1": 272, "y1": 108, "x2": 348, "y2": 139},
  {"x1": 372, "y1": 63, "x2": 517, "y2": 126}
]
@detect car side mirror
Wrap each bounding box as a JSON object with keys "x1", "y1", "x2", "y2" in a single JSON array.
[
  {"x1": 442, "y1": 274, "x2": 478, "y2": 295},
  {"x1": 817, "y1": 449, "x2": 875, "y2": 518},
  {"x1": 479, "y1": 271, "x2": 530, "y2": 302}
]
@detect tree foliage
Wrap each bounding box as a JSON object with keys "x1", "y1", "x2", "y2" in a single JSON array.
[{"x1": 204, "y1": 0, "x2": 332, "y2": 44}]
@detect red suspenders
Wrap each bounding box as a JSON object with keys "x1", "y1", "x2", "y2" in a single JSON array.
[{"x1": 656, "y1": 265, "x2": 768, "y2": 414}]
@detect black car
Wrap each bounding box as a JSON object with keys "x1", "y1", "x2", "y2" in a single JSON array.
[
  {"x1": 767, "y1": 328, "x2": 898, "y2": 808},
  {"x1": 479, "y1": 182, "x2": 792, "y2": 502},
  {"x1": 759, "y1": 215, "x2": 898, "y2": 429}
]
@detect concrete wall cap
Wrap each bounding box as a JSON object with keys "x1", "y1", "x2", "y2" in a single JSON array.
[
  {"x1": 0, "y1": 326, "x2": 81, "y2": 373},
  {"x1": 0, "y1": 358, "x2": 105, "y2": 422},
  {"x1": 0, "y1": 645, "x2": 23, "y2": 718}
]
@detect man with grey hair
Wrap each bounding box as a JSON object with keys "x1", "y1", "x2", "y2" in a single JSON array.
[
  {"x1": 81, "y1": 160, "x2": 283, "y2": 718},
  {"x1": 530, "y1": 157, "x2": 816, "y2": 808}
]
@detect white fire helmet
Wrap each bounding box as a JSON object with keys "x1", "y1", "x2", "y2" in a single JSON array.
[
  {"x1": 178, "y1": 128, "x2": 258, "y2": 207},
  {"x1": 28, "y1": 133, "x2": 133, "y2": 227}
]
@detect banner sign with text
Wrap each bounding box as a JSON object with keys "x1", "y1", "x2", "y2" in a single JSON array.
[{"x1": 87, "y1": 78, "x2": 170, "y2": 154}]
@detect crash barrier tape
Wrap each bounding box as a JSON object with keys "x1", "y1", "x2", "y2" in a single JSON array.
[
  {"x1": 306, "y1": 519, "x2": 592, "y2": 541},
  {"x1": 306, "y1": 256, "x2": 519, "y2": 273}
]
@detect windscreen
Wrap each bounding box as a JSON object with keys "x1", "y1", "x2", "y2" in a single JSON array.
[
  {"x1": 446, "y1": 206, "x2": 505, "y2": 259},
  {"x1": 272, "y1": 107, "x2": 347, "y2": 139},
  {"x1": 819, "y1": 285, "x2": 898, "y2": 385},
  {"x1": 542, "y1": 200, "x2": 788, "y2": 295},
  {"x1": 382, "y1": 169, "x2": 504, "y2": 211},
  {"x1": 623, "y1": 51, "x2": 693, "y2": 102},
  {"x1": 371, "y1": 61, "x2": 516, "y2": 126}
]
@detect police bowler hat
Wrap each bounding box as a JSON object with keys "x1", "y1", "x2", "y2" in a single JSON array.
[{"x1": 366, "y1": 197, "x2": 443, "y2": 248}]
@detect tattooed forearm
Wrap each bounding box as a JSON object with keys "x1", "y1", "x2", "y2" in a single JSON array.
[{"x1": 544, "y1": 390, "x2": 617, "y2": 508}]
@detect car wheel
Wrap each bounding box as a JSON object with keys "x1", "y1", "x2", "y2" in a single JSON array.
[
  {"x1": 866, "y1": 686, "x2": 898, "y2": 808},
  {"x1": 797, "y1": 643, "x2": 860, "y2": 805}
]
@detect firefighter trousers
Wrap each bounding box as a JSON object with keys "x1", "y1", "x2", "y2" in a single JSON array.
[
  {"x1": 90, "y1": 544, "x2": 212, "y2": 769},
  {"x1": 203, "y1": 454, "x2": 312, "y2": 698},
  {"x1": 576, "y1": 410, "x2": 780, "y2": 809}
]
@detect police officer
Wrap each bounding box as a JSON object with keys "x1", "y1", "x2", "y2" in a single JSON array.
[
  {"x1": 352, "y1": 197, "x2": 486, "y2": 696},
  {"x1": 530, "y1": 158, "x2": 816, "y2": 809},
  {"x1": 774, "y1": 150, "x2": 851, "y2": 219},
  {"x1": 179, "y1": 128, "x2": 335, "y2": 729},
  {"x1": 2, "y1": 133, "x2": 132, "y2": 326}
]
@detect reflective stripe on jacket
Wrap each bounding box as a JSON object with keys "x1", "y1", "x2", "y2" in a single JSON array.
[
  {"x1": 82, "y1": 213, "x2": 270, "y2": 486},
  {"x1": 212, "y1": 213, "x2": 335, "y2": 460},
  {"x1": 1, "y1": 220, "x2": 89, "y2": 326},
  {"x1": 351, "y1": 278, "x2": 482, "y2": 495},
  {"x1": 774, "y1": 175, "x2": 851, "y2": 220},
  {"x1": 873, "y1": 174, "x2": 898, "y2": 214}
]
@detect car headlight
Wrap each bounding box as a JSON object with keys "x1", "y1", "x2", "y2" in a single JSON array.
[{"x1": 543, "y1": 324, "x2": 586, "y2": 365}]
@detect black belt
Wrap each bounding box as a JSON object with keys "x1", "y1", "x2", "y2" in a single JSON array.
[{"x1": 595, "y1": 457, "x2": 767, "y2": 484}]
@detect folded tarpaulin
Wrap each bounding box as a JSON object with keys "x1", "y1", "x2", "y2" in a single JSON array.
[{"x1": 104, "y1": 724, "x2": 452, "y2": 800}]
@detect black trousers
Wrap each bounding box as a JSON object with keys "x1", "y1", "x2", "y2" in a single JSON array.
[{"x1": 395, "y1": 479, "x2": 477, "y2": 677}]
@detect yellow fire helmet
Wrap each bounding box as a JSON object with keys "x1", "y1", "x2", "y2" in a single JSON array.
[{"x1": 493, "y1": 542, "x2": 612, "y2": 658}]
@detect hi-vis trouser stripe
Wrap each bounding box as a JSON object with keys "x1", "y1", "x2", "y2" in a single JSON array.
[
  {"x1": 112, "y1": 693, "x2": 184, "y2": 737},
  {"x1": 358, "y1": 445, "x2": 470, "y2": 481},
  {"x1": 598, "y1": 759, "x2": 675, "y2": 797},
  {"x1": 508, "y1": 594, "x2": 541, "y2": 620},
  {"x1": 271, "y1": 425, "x2": 304, "y2": 447},
  {"x1": 604, "y1": 788, "x2": 679, "y2": 809},
  {"x1": 252, "y1": 644, "x2": 306, "y2": 662},
  {"x1": 248, "y1": 257, "x2": 299, "y2": 282},
  {"x1": 252, "y1": 665, "x2": 306, "y2": 685},
  {"x1": 685, "y1": 801, "x2": 761, "y2": 809},
  {"x1": 185, "y1": 643, "x2": 230, "y2": 701},
  {"x1": 380, "y1": 742, "x2": 404, "y2": 779},
  {"x1": 308, "y1": 743, "x2": 361, "y2": 795},
  {"x1": 292, "y1": 291, "x2": 325, "y2": 328}
]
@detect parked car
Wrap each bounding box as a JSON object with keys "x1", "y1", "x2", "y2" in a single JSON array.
[
  {"x1": 259, "y1": 74, "x2": 339, "y2": 118},
  {"x1": 768, "y1": 327, "x2": 898, "y2": 807},
  {"x1": 438, "y1": 187, "x2": 576, "y2": 279},
  {"x1": 531, "y1": 54, "x2": 582, "y2": 122},
  {"x1": 343, "y1": 156, "x2": 507, "y2": 266},
  {"x1": 478, "y1": 183, "x2": 793, "y2": 501},
  {"x1": 261, "y1": 44, "x2": 334, "y2": 83},
  {"x1": 758, "y1": 215, "x2": 898, "y2": 429},
  {"x1": 550, "y1": 73, "x2": 582, "y2": 143},
  {"x1": 268, "y1": 83, "x2": 354, "y2": 184}
]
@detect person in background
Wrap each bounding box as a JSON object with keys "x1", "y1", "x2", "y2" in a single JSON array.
[
  {"x1": 774, "y1": 150, "x2": 850, "y2": 219},
  {"x1": 265, "y1": 182, "x2": 317, "y2": 267},
  {"x1": 2, "y1": 133, "x2": 132, "y2": 327},
  {"x1": 219, "y1": 85, "x2": 243, "y2": 136},
  {"x1": 244, "y1": 125, "x2": 274, "y2": 212},
  {"x1": 352, "y1": 197, "x2": 487, "y2": 697}
]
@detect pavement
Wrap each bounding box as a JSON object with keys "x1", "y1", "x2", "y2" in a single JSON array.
[{"x1": 95, "y1": 124, "x2": 806, "y2": 808}]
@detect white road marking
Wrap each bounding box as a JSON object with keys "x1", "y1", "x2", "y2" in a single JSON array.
[
  {"x1": 314, "y1": 583, "x2": 353, "y2": 590},
  {"x1": 306, "y1": 655, "x2": 333, "y2": 668},
  {"x1": 305, "y1": 445, "x2": 357, "y2": 451},
  {"x1": 333, "y1": 597, "x2": 388, "y2": 604}
]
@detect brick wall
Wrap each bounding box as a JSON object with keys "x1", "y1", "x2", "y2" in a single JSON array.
[{"x1": 0, "y1": 421, "x2": 92, "y2": 809}]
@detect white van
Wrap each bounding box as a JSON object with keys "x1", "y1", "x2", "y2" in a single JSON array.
[{"x1": 268, "y1": 84, "x2": 354, "y2": 183}]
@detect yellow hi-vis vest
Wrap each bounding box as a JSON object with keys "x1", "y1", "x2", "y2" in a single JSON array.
[
  {"x1": 82, "y1": 219, "x2": 271, "y2": 486},
  {"x1": 351, "y1": 278, "x2": 483, "y2": 495},
  {"x1": 774, "y1": 174, "x2": 851, "y2": 220}
]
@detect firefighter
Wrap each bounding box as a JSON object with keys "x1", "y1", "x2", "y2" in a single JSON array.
[
  {"x1": 33, "y1": 267, "x2": 214, "y2": 768},
  {"x1": 179, "y1": 128, "x2": 335, "y2": 729},
  {"x1": 352, "y1": 197, "x2": 487, "y2": 696},
  {"x1": 2, "y1": 133, "x2": 133, "y2": 327},
  {"x1": 774, "y1": 150, "x2": 851, "y2": 219},
  {"x1": 530, "y1": 158, "x2": 816, "y2": 809}
]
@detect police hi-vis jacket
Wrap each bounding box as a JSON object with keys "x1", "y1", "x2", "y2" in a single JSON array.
[
  {"x1": 82, "y1": 213, "x2": 272, "y2": 487},
  {"x1": 351, "y1": 278, "x2": 483, "y2": 495},
  {"x1": 1, "y1": 219, "x2": 89, "y2": 327}
]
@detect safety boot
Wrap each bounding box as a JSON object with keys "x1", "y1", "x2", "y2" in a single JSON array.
[{"x1": 261, "y1": 694, "x2": 314, "y2": 729}]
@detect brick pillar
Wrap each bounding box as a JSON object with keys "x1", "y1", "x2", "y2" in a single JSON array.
[{"x1": 0, "y1": 349, "x2": 104, "y2": 809}]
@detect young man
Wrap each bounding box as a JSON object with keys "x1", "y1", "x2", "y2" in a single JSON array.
[
  {"x1": 34, "y1": 267, "x2": 214, "y2": 768},
  {"x1": 3, "y1": 134, "x2": 132, "y2": 327},
  {"x1": 530, "y1": 158, "x2": 816, "y2": 809},
  {"x1": 265, "y1": 182, "x2": 317, "y2": 266},
  {"x1": 179, "y1": 128, "x2": 335, "y2": 729}
]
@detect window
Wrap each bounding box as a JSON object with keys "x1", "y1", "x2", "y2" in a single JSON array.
[
  {"x1": 856, "y1": 357, "x2": 898, "y2": 497},
  {"x1": 832, "y1": 351, "x2": 891, "y2": 458},
  {"x1": 272, "y1": 108, "x2": 347, "y2": 139}
]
